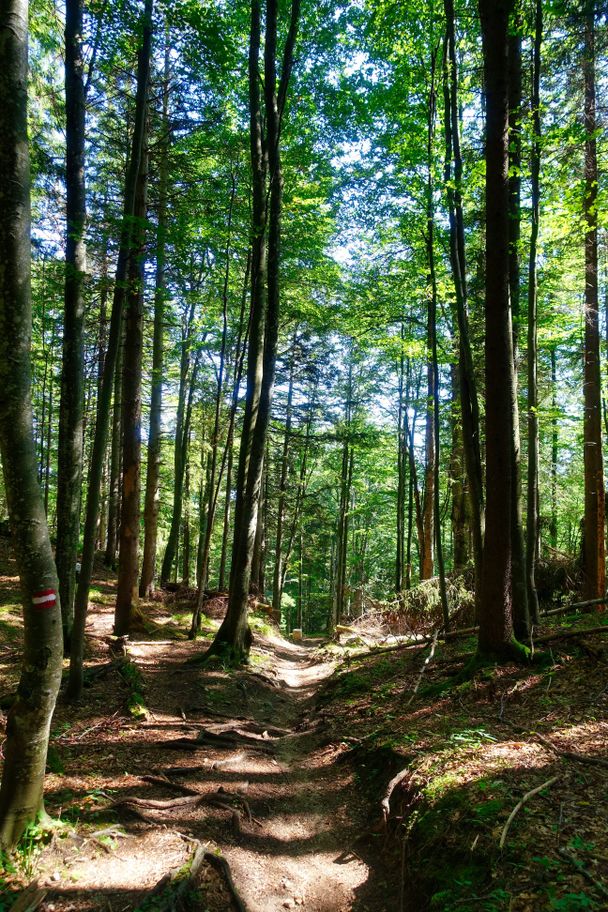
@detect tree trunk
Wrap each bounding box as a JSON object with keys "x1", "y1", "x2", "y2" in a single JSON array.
[
  {"x1": 140, "y1": 41, "x2": 169, "y2": 598},
  {"x1": 442, "y1": 0, "x2": 484, "y2": 605},
  {"x1": 0, "y1": 0, "x2": 63, "y2": 847},
  {"x1": 160, "y1": 304, "x2": 197, "y2": 585},
  {"x1": 550, "y1": 347, "x2": 558, "y2": 550},
  {"x1": 190, "y1": 175, "x2": 237, "y2": 634},
  {"x1": 208, "y1": 0, "x2": 300, "y2": 662},
  {"x1": 582, "y1": 0, "x2": 605, "y2": 600},
  {"x1": 55, "y1": 0, "x2": 87, "y2": 651},
  {"x1": 425, "y1": 44, "x2": 448, "y2": 626},
  {"x1": 114, "y1": 134, "x2": 148, "y2": 636},
  {"x1": 182, "y1": 454, "x2": 191, "y2": 586},
  {"x1": 478, "y1": 0, "x2": 524, "y2": 660},
  {"x1": 218, "y1": 252, "x2": 251, "y2": 591},
  {"x1": 272, "y1": 332, "x2": 296, "y2": 615},
  {"x1": 507, "y1": 5, "x2": 530, "y2": 638},
  {"x1": 526, "y1": 0, "x2": 542, "y2": 621},
  {"x1": 104, "y1": 314, "x2": 123, "y2": 568},
  {"x1": 68, "y1": 0, "x2": 153, "y2": 699}
]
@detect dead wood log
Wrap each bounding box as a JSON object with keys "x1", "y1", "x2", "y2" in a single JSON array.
[
  {"x1": 533, "y1": 625, "x2": 608, "y2": 645},
  {"x1": 542, "y1": 594, "x2": 608, "y2": 616},
  {"x1": 10, "y1": 882, "x2": 47, "y2": 912},
  {"x1": 534, "y1": 732, "x2": 608, "y2": 769}
]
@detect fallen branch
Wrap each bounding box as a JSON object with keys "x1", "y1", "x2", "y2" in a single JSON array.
[
  {"x1": 203, "y1": 851, "x2": 248, "y2": 912},
  {"x1": 406, "y1": 630, "x2": 439, "y2": 705},
  {"x1": 534, "y1": 732, "x2": 608, "y2": 769},
  {"x1": 499, "y1": 776, "x2": 559, "y2": 849},
  {"x1": 533, "y1": 625, "x2": 608, "y2": 645},
  {"x1": 543, "y1": 594, "x2": 608, "y2": 617}
]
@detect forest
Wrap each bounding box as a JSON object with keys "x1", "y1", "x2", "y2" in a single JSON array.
[{"x1": 0, "y1": 0, "x2": 607, "y2": 908}]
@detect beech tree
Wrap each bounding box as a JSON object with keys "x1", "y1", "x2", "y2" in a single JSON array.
[
  {"x1": 55, "y1": 0, "x2": 87, "y2": 651},
  {"x1": 0, "y1": 0, "x2": 63, "y2": 847},
  {"x1": 477, "y1": 0, "x2": 527, "y2": 661},
  {"x1": 206, "y1": 0, "x2": 301, "y2": 662}
]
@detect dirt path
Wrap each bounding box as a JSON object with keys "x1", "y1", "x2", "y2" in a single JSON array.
[
  {"x1": 11, "y1": 591, "x2": 376, "y2": 912},
  {"x1": 212, "y1": 638, "x2": 370, "y2": 912}
]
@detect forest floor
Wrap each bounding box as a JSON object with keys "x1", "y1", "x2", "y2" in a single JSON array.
[{"x1": 0, "y1": 543, "x2": 607, "y2": 911}]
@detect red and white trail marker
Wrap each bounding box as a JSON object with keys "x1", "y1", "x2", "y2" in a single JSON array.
[{"x1": 32, "y1": 588, "x2": 57, "y2": 610}]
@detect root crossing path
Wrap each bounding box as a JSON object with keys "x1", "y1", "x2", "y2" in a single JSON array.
[
  {"x1": 204, "y1": 638, "x2": 370, "y2": 912},
  {"x1": 40, "y1": 616, "x2": 380, "y2": 912}
]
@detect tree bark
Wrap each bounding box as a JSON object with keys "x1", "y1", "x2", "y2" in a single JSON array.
[
  {"x1": 582, "y1": 0, "x2": 605, "y2": 600},
  {"x1": 526, "y1": 0, "x2": 542, "y2": 621},
  {"x1": 104, "y1": 313, "x2": 123, "y2": 568},
  {"x1": 507, "y1": 5, "x2": 530, "y2": 638},
  {"x1": 140, "y1": 40, "x2": 169, "y2": 598},
  {"x1": 0, "y1": 0, "x2": 63, "y2": 847},
  {"x1": 68, "y1": 0, "x2": 153, "y2": 699},
  {"x1": 478, "y1": 0, "x2": 524, "y2": 660},
  {"x1": 442, "y1": 0, "x2": 484, "y2": 605},
  {"x1": 114, "y1": 132, "x2": 149, "y2": 636},
  {"x1": 272, "y1": 332, "x2": 297, "y2": 615},
  {"x1": 207, "y1": 0, "x2": 300, "y2": 662},
  {"x1": 55, "y1": 0, "x2": 87, "y2": 651},
  {"x1": 160, "y1": 302, "x2": 197, "y2": 585}
]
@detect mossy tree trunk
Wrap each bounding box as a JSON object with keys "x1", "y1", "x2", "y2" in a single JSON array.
[
  {"x1": 68, "y1": 0, "x2": 153, "y2": 699},
  {"x1": 0, "y1": 0, "x2": 63, "y2": 847}
]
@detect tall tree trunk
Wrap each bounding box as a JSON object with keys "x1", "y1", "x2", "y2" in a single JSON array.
[
  {"x1": 526, "y1": 0, "x2": 542, "y2": 621},
  {"x1": 582, "y1": 0, "x2": 605, "y2": 600},
  {"x1": 450, "y1": 365, "x2": 468, "y2": 573},
  {"x1": 0, "y1": 0, "x2": 63, "y2": 847},
  {"x1": 182, "y1": 453, "x2": 191, "y2": 586},
  {"x1": 56, "y1": 0, "x2": 87, "y2": 651},
  {"x1": 478, "y1": 0, "x2": 524, "y2": 660},
  {"x1": 272, "y1": 332, "x2": 296, "y2": 615},
  {"x1": 140, "y1": 41, "x2": 169, "y2": 598},
  {"x1": 442, "y1": 0, "x2": 484, "y2": 606},
  {"x1": 208, "y1": 0, "x2": 300, "y2": 662},
  {"x1": 218, "y1": 252, "x2": 251, "y2": 591},
  {"x1": 251, "y1": 456, "x2": 266, "y2": 593},
  {"x1": 507, "y1": 6, "x2": 530, "y2": 638},
  {"x1": 160, "y1": 304, "x2": 197, "y2": 585},
  {"x1": 190, "y1": 175, "x2": 237, "y2": 634},
  {"x1": 114, "y1": 134, "x2": 148, "y2": 636},
  {"x1": 550, "y1": 347, "x2": 558, "y2": 550},
  {"x1": 104, "y1": 316, "x2": 123, "y2": 567},
  {"x1": 425, "y1": 44, "x2": 448, "y2": 625},
  {"x1": 396, "y1": 328, "x2": 406, "y2": 595},
  {"x1": 68, "y1": 0, "x2": 153, "y2": 698}
]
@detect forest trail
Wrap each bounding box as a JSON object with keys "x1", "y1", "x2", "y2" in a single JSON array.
[
  {"x1": 2, "y1": 571, "x2": 378, "y2": 912},
  {"x1": 204, "y1": 638, "x2": 371, "y2": 912}
]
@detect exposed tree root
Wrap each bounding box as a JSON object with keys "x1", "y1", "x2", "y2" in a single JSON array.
[
  {"x1": 380, "y1": 767, "x2": 413, "y2": 826},
  {"x1": 203, "y1": 850, "x2": 249, "y2": 912}
]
